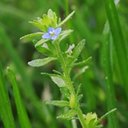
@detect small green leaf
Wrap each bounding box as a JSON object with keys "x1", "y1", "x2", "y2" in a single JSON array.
[
  {"x1": 46, "y1": 100, "x2": 69, "y2": 107},
  {"x1": 52, "y1": 70, "x2": 62, "y2": 75},
  {"x1": 41, "y1": 73, "x2": 66, "y2": 87},
  {"x1": 29, "y1": 20, "x2": 45, "y2": 31},
  {"x1": 20, "y1": 32, "x2": 43, "y2": 42},
  {"x1": 35, "y1": 44, "x2": 52, "y2": 56},
  {"x1": 98, "y1": 108, "x2": 117, "y2": 122},
  {"x1": 73, "y1": 66, "x2": 89, "y2": 80},
  {"x1": 47, "y1": 9, "x2": 57, "y2": 27},
  {"x1": 48, "y1": 9, "x2": 54, "y2": 17},
  {"x1": 51, "y1": 75, "x2": 65, "y2": 87},
  {"x1": 76, "y1": 84, "x2": 82, "y2": 95},
  {"x1": 58, "y1": 11, "x2": 75, "y2": 27},
  {"x1": 29, "y1": 9, "x2": 58, "y2": 32},
  {"x1": 28, "y1": 57, "x2": 56, "y2": 67},
  {"x1": 57, "y1": 109, "x2": 76, "y2": 120},
  {"x1": 35, "y1": 38, "x2": 49, "y2": 47},
  {"x1": 47, "y1": 9, "x2": 57, "y2": 25},
  {"x1": 58, "y1": 29, "x2": 73, "y2": 42},
  {"x1": 74, "y1": 56, "x2": 92, "y2": 67},
  {"x1": 72, "y1": 39, "x2": 85, "y2": 60}
]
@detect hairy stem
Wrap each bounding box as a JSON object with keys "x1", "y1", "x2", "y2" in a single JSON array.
[{"x1": 55, "y1": 42, "x2": 87, "y2": 128}]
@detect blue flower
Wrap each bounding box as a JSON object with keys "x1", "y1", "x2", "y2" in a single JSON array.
[{"x1": 42, "y1": 27, "x2": 62, "y2": 40}]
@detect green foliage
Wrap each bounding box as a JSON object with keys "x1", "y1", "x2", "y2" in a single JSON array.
[
  {"x1": 0, "y1": 65, "x2": 15, "y2": 128},
  {"x1": 50, "y1": 75, "x2": 66, "y2": 87},
  {"x1": 7, "y1": 67, "x2": 31, "y2": 128},
  {"x1": 57, "y1": 109, "x2": 77, "y2": 120},
  {"x1": 46, "y1": 100, "x2": 69, "y2": 107},
  {"x1": 29, "y1": 9, "x2": 58, "y2": 31},
  {"x1": 58, "y1": 29, "x2": 73, "y2": 42},
  {"x1": 28, "y1": 57, "x2": 56, "y2": 67},
  {"x1": 84, "y1": 112, "x2": 100, "y2": 128},
  {"x1": 21, "y1": 8, "x2": 118, "y2": 128},
  {"x1": 20, "y1": 32, "x2": 43, "y2": 43},
  {"x1": 105, "y1": 0, "x2": 128, "y2": 95},
  {"x1": 58, "y1": 11, "x2": 75, "y2": 27},
  {"x1": 22, "y1": 8, "x2": 88, "y2": 127},
  {"x1": 0, "y1": 0, "x2": 128, "y2": 128},
  {"x1": 72, "y1": 39, "x2": 85, "y2": 60}
]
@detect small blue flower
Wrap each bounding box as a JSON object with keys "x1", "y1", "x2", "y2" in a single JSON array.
[{"x1": 42, "y1": 27, "x2": 62, "y2": 40}]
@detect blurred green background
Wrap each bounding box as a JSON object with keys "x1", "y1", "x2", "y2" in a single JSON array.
[{"x1": 0, "y1": 0, "x2": 128, "y2": 128}]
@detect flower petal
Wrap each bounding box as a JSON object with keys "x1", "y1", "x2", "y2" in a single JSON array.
[
  {"x1": 48, "y1": 27, "x2": 54, "y2": 33},
  {"x1": 42, "y1": 33, "x2": 51, "y2": 39},
  {"x1": 54, "y1": 27, "x2": 62, "y2": 35}
]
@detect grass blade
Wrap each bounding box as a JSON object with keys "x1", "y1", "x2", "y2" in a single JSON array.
[
  {"x1": 104, "y1": 0, "x2": 128, "y2": 99},
  {"x1": 0, "y1": 64, "x2": 15, "y2": 128},
  {"x1": 7, "y1": 67, "x2": 31, "y2": 128},
  {"x1": 102, "y1": 22, "x2": 119, "y2": 128}
]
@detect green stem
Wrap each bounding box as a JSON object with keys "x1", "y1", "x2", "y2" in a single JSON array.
[
  {"x1": 77, "y1": 107, "x2": 87, "y2": 128},
  {"x1": 55, "y1": 42, "x2": 87, "y2": 128}
]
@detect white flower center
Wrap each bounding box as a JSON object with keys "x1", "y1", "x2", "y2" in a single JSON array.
[{"x1": 49, "y1": 30, "x2": 55, "y2": 36}]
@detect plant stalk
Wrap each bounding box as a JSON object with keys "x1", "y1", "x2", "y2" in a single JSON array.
[{"x1": 55, "y1": 42, "x2": 87, "y2": 128}]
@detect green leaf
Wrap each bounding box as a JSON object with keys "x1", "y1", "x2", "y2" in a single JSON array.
[
  {"x1": 51, "y1": 75, "x2": 66, "y2": 87},
  {"x1": 58, "y1": 29, "x2": 73, "y2": 42},
  {"x1": 98, "y1": 108, "x2": 117, "y2": 122},
  {"x1": 0, "y1": 64, "x2": 15, "y2": 128},
  {"x1": 46, "y1": 100, "x2": 69, "y2": 107},
  {"x1": 47, "y1": 9, "x2": 57, "y2": 26},
  {"x1": 41, "y1": 73, "x2": 66, "y2": 87},
  {"x1": 76, "y1": 84, "x2": 82, "y2": 96},
  {"x1": 7, "y1": 67, "x2": 31, "y2": 128},
  {"x1": 35, "y1": 44, "x2": 51, "y2": 55},
  {"x1": 74, "y1": 56, "x2": 92, "y2": 66},
  {"x1": 48, "y1": 9, "x2": 55, "y2": 17},
  {"x1": 29, "y1": 20, "x2": 46, "y2": 31},
  {"x1": 29, "y1": 9, "x2": 58, "y2": 32},
  {"x1": 28, "y1": 57, "x2": 56, "y2": 67},
  {"x1": 52, "y1": 70, "x2": 62, "y2": 75},
  {"x1": 57, "y1": 109, "x2": 76, "y2": 120},
  {"x1": 58, "y1": 11, "x2": 75, "y2": 27},
  {"x1": 73, "y1": 66, "x2": 89, "y2": 80},
  {"x1": 35, "y1": 38, "x2": 49, "y2": 47},
  {"x1": 20, "y1": 32, "x2": 43, "y2": 43},
  {"x1": 35, "y1": 40, "x2": 56, "y2": 56},
  {"x1": 72, "y1": 39, "x2": 85, "y2": 60}
]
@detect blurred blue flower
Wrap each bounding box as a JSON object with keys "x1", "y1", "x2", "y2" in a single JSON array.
[{"x1": 42, "y1": 27, "x2": 62, "y2": 40}]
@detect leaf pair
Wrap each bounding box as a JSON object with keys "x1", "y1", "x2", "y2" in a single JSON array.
[
  {"x1": 46, "y1": 99, "x2": 77, "y2": 120},
  {"x1": 46, "y1": 99, "x2": 76, "y2": 120}
]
